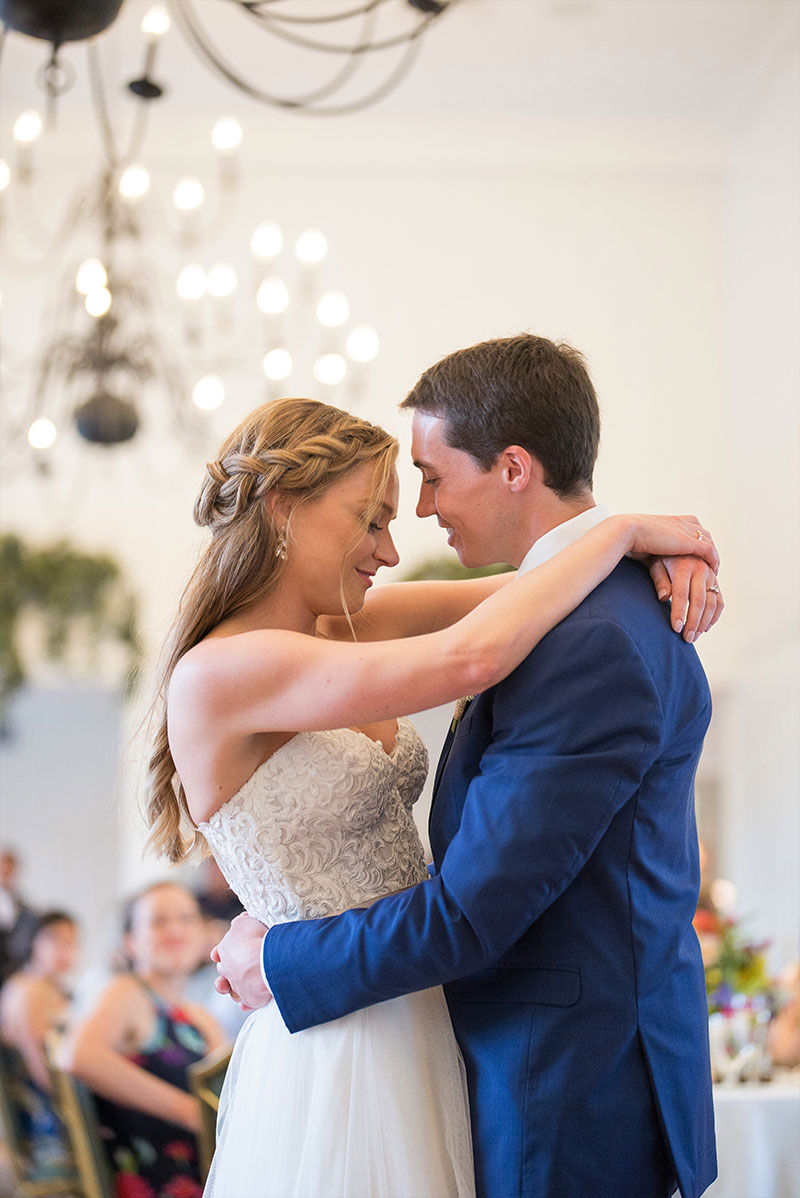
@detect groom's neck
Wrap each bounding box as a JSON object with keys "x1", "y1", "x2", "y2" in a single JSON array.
[{"x1": 508, "y1": 490, "x2": 596, "y2": 568}]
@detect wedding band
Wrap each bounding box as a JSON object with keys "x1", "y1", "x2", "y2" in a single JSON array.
[
  {"x1": 696, "y1": 531, "x2": 704, "y2": 541},
  {"x1": 707, "y1": 584, "x2": 720, "y2": 594}
]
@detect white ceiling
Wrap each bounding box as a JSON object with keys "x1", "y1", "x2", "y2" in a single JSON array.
[{"x1": 0, "y1": 0, "x2": 797, "y2": 136}]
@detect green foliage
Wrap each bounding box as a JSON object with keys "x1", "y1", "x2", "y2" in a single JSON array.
[
  {"x1": 401, "y1": 557, "x2": 513, "y2": 582},
  {"x1": 0, "y1": 533, "x2": 141, "y2": 723}
]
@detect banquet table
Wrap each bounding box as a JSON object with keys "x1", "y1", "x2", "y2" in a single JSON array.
[{"x1": 706, "y1": 1071, "x2": 800, "y2": 1198}]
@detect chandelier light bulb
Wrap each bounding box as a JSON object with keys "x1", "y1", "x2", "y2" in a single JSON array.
[
  {"x1": 313, "y1": 353, "x2": 347, "y2": 387},
  {"x1": 262, "y1": 348, "x2": 293, "y2": 381},
  {"x1": 173, "y1": 178, "x2": 205, "y2": 212},
  {"x1": 76, "y1": 258, "x2": 108, "y2": 295},
  {"x1": 346, "y1": 324, "x2": 380, "y2": 363},
  {"x1": 141, "y1": 5, "x2": 170, "y2": 37},
  {"x1": 256, "y1": 276, "x2": 290, "y2": 315},
  {"x1": 28, "y1": 418, "x2": 57, "y2": 450},
  {"x1": 119, "y1": 164, "x2": 150, "y2": 200},
  {"x1": 85, "y1": 287, "x2": 112, "y2": 317},
  {"x1": 250, "y1": 221, "x2": 283, "y2": 259},
  {"x1": 192, "y1": 375, "x2": 225, "y2": 411},
  {"x1": 13, "y1": 110, "x2": 43, "y2": 144},
  {"x1": 295, "y1": 229, "x2": 328, "y2": 265},
  {"x1": 0, "y1": 159, "x2": 10, "y2": 191},
  {"x1": 207, "y1": 263, "x2": 238, "y2": 298},
  {"x1": 176, "y1": 264, "x2": 208, "y2": 300},
  {"x1": 316, "y1": 290, "x2": 350, "y2": 328},
  {"x1": 212, "y1": 118, "x2": 243, "y2": 153}
]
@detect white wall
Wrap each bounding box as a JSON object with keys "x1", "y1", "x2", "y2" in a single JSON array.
[{"x1": 716, "y1": 45, "x2": 800, "y2": 967}]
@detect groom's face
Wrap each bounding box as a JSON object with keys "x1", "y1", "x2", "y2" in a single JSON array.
[{"x1": 410, "y1": 412, "x2": 511, "y2": 569}]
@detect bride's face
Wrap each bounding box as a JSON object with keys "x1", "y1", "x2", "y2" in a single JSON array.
[{"x1": 281, "y1": 460, "x2": 400, "y2": 618}]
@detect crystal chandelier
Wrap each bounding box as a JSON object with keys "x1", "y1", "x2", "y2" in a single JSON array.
[{"x1": 0, "y1": 10, "x2": 383, "y2": 478}]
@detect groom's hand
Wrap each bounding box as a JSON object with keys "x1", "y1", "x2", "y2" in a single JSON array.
[{"x1": 211, "y1": 912, "x2": 273, "y2": 1011}]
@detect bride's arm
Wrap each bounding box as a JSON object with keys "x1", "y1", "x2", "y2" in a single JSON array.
[
  {"x1": 318, "y1": 572, "x2": 514, "y2": 642},
  {"x1": 171, "y1": 514, "x2": 718, "y2": 738},
  {"x1": 319, "y1": 540, "x2": 720, "y2": 645}
]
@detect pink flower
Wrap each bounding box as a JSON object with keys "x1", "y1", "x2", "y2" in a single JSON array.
[{"x1": 116, "y1": 1175, "x2": 155, "y2": 1198}]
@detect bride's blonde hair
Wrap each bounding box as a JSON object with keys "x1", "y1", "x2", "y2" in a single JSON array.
[{"x1": 145, "y1": 397, "x2": 398, "y2": 863}]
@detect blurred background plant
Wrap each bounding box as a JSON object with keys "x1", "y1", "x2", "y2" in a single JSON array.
[{"x1": 0, "y1": 533, "x2": 140, "y2": 734}]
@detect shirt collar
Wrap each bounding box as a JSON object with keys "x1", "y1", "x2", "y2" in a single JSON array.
[{"x1": 517, "y1": 504, "x2": 609, "y2": 575}]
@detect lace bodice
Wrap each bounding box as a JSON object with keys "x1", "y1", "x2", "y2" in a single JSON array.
[{"x1": 199, "y1": 717, "x2": 430, "y2": 926}]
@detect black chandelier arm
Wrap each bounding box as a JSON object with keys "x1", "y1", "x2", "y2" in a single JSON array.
[
  {"x1": 87, "y1": 43, "x2": 152, "y2": 171},
  {"x1": 174, "y1": 0, "x2": 373, "y2": 110},
  {"x1": 230, "y1": 0, "x2": 445, "y2": 56},
  {"x1": 173, "y1": 0, "x2": 425, "y2": 113},
  {"x1": 241, "y1": 0, "x2": 390, "y2": 28}
]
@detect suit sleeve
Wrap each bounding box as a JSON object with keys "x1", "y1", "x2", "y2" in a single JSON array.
[{"x1": 264, "y1": 616, "x2": 665, "y2": 1032}]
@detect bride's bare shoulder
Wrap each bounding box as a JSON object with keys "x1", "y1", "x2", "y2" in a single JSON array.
[{"x1": 169, "y1": 628, "x2": 314, "y2": 715}]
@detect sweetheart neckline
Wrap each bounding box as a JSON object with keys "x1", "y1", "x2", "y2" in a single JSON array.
[{"x1": 197, "y1": 718, "x2": 410, "y2": 830}]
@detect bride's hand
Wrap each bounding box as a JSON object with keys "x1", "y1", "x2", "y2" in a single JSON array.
[
  {"x1": 649, "y1": 556, "x2": 724, "y2": 641},
  {"x1": 621, "y1": 514, "x2": 722, "y2": 642}
]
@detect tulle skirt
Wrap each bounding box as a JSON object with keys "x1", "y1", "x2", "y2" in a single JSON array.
[{"x1": 204, "y1": 985, "x2": 475, "y2": 1198}]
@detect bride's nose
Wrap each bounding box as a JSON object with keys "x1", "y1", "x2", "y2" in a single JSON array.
[{"x1": 376, "y1": 528, "x2": 399, "y2": 569}]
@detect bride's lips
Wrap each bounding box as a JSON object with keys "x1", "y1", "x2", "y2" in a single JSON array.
[{"x1": 356, "y1": 569, "x2": 374, "y2": 588}]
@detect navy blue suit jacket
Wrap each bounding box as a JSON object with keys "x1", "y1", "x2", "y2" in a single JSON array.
[{"x1": 264, "y1": 560, "x2": 717, "y2": 1198}]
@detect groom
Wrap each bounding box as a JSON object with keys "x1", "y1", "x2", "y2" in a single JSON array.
[{"x1": 215, "y1": 334, "x2": 718, "y2": 1197}]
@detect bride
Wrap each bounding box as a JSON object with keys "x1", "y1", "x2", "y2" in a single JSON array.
[{"x1": 147, "y1": 397, "x2": 717, "y2": 1197}]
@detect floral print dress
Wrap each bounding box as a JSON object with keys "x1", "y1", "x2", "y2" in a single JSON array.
[{"x1": 95, "y1": 978, "x2": 208, "y2": 1198}]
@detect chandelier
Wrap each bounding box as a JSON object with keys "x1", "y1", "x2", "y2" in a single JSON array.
[
  {"x1": 0, "y1": 10, "x2": 384, "y2": 478},
  {"x1": 0, "y1": 0, "x2": 456, "y2": 116}
]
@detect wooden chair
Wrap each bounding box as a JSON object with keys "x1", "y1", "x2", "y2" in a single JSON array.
[
  {"x1": 188, "y1": 1044, "x2": 232, "y2": 1180},
  {"x1": 0, "y1": 1040, "x2": 79, "y2": 1197},
  {"x1": 46, "y1": 1053, "x2": 114, "y2": 1198}
]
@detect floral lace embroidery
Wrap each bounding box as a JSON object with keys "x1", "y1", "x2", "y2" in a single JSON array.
[{"x1": 199, "y1": 718, "x2": 430, "y2": 925}]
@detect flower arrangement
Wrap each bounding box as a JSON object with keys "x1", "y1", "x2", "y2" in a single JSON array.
[
  {"x1": 694, "y1": 907, "x2": 772, "y2": 1014},
  {"x1": 694, "y1": 906, "x2": 776, "y2": 1081}
]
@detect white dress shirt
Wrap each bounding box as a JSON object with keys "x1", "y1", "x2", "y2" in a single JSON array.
[{"x1": 517, "y1": 504, "x2": 608, "y2": 574}]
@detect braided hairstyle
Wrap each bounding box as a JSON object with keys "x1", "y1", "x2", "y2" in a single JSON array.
[{"x1": 146, "y1": 397, "x2": 398, "y2": 863}]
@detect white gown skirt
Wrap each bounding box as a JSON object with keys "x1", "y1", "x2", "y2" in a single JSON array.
[{"x1": 204, "y1": 985, "x2": 475, "y2": 1198}]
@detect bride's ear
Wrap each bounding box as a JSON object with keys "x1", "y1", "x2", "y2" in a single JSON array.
[{"x1": 499, "y1": 446, "x2": 537, "y2": 493}]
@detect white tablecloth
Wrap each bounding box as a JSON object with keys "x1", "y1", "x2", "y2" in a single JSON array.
[{"x1": 706, "y1": 1072, "x2": 800, "y2": 1198}]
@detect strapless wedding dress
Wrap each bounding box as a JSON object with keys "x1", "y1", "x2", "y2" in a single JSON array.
[{"x1": 199, "y1": 717, "x2": 475, "y2": 1198}]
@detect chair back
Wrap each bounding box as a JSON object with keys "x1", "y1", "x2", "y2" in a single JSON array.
[
  {"x1": 188, "y1": 1043, "x2": 232, "y2": 1179},
  {"x1": 47, "y1": 1057, "x2": 114, "y2": 1198},
  {"x1": 0, "y1": 1038, "x2": 80, "y2": 1196}
]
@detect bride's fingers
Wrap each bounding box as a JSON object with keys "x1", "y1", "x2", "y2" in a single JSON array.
[
  {"x1": 680, "y1": 517, "x2": 720, "y2": 573},
  {"x1": 668, "y1": 559, "x2": 691, "y2": 635},
  {"x1": 707, "y1": 585, "x2": 724, "y2": 628},
  {"x1": 684, "y1": 567, "x2": 715, "y2": 640},
  {"x1": 648, "y1": 558, "x2": 671, "y2": 601}
]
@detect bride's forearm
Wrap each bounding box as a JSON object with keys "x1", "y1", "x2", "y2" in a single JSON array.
[
  {"x1": 321, "y1": 572, "x2": 515, "y2": 643},
  {"x1": 438, "y1": 513, "x2": 714, "y2": 697},
  {"x1": 439, "y1": 516, "x2": 637, "y2": 695}
]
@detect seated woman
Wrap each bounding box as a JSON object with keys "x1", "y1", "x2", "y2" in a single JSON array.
[
  {"x1": 65, "y1": 881, "x2": 226, "y2": 1198},
  {"x1": 0, "y1": 909, "x2": 79, "y2": 1175}
]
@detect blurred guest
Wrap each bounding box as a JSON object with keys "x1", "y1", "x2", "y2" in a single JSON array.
[
  {"x1": 768, "y1": 961, "x2": 800, "y2": 1068},
  {"x1": 0, "y1": 847, "x2": 40, "y2": 985},
  {"x1": 0, "y1": 910, "x2": 79, "y2": 1174},
  {"x1": 65, "y1": 881, "x2": 226, "y2": 1198}
]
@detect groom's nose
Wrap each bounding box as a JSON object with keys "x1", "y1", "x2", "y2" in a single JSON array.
[{"x1": 415, "y1": 483, "x2": 436, "y2": 519}]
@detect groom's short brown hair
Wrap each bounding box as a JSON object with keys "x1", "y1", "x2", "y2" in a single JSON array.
[{"x1": 401, "y1": 334, "x2": 600, "y2": 498}]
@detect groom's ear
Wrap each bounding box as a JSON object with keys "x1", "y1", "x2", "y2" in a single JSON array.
[{"x1": 499, "y1": 445, "x2": 539, "y2": 493}]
